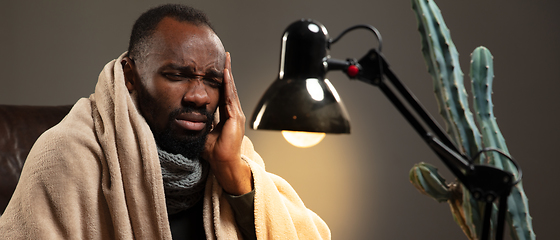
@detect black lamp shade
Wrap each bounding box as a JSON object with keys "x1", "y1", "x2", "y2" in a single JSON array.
[{"x1": 250, "y1": 19, "x2": 351, "y2": 133}]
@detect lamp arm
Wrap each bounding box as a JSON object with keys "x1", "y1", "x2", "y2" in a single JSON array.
[
  {"x1": 327, "y1": 49, "x2": 474, "y2": 179},
  {"x1": 327, "y1": 25, "x2": 461, "y2": 160},
  {"x1": 381, "y1": 56, "x2": 463, "y2": 156},
  {"x1": 375, "y1": 59, "x2": 475, "y2": 181},
  {"x1": 328, "y1": 49, "x2": 520, "y2": 240}
]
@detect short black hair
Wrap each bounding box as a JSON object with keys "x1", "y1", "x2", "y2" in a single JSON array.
[{"x1": 127, "y1": 4, "x2": 214, "y2": 63}]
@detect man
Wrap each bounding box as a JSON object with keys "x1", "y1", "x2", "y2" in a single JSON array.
[{"x1": 0, "y1": 4, "x2": 330, "y2": 239}]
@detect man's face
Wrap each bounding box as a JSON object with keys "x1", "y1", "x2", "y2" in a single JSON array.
[{"x1": 126, "y1": 17, "x2": 226, "y2": 158}]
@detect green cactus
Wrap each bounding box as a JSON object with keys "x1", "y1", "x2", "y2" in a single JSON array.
[
  {"x1": 471, "y1": 47, "x2": 535, "y2": 240},
  {"x1": 408, "y1": 0, "x2": 535, "y2": 239},
  {"x1": 412, "y1": 0, "x2": 483, "y2": 158}
]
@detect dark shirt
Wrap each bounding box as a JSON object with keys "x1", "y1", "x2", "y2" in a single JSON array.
[{"x1": 169, "y1": 189, "x2": 256, "y2": 240}]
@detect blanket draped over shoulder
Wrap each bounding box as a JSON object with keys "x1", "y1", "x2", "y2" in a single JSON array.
[{"x1": 0, "y1": 53, "x2": 331, "y2": 239}]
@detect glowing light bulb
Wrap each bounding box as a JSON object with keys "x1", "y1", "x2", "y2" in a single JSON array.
[{"x1": 281, "y1": 130, "x2": 326, "y2": 148}]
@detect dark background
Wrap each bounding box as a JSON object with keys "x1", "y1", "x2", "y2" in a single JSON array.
[{"x1": 1, "y1": 0, "x2": 558, "y2": 239}]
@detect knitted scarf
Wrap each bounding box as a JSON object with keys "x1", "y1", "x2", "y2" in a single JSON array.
[{"x1": 158, "y1": 147, "x2": 209, "y2": 214}]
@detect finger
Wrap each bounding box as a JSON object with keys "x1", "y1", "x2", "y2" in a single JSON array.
[
  {"x1": 218, "y1": 53, "x2": 232, "y2": 123},
  {"x1": 225, "y1": 52, "x2": 232, "y2": 74},
  {"x1": 224, "y1": 53, "x2": 243, "y2": 113}
]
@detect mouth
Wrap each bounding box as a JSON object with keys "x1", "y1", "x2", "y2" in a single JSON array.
[{"x1": 175, "y1": 112, "x2": 208, "y2": 132}]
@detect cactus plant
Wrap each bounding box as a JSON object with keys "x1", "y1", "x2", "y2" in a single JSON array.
[{"x1": 408, "y1": 0, "x2": 535, "y2": 239}]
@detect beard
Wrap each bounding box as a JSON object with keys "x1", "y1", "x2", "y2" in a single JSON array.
[
  {"x1": 152, "y1": 107, "x2": 215, "y2": 159},
  {"x1": 135, "y1": 83, "x2": 215, "y2": 159}
]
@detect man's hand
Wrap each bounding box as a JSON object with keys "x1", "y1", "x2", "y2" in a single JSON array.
[{"x1": 203, "y1": 52, "x2": 252, "y2": 195}]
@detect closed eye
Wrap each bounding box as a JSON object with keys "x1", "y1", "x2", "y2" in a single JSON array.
[
  {"x1": 163, "y1": 72, "x2": 186, "y2": 81},
  {"x1": 204, "y1": 78, "x2": 223, "y2": 88},
  {"x1": 162, "y1": 72, "x2": 222, "y2": 89}
]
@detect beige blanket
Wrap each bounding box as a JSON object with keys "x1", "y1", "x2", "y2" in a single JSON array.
[{"x1": 0, "y1": 53, "x2": 330, "y2": 239}]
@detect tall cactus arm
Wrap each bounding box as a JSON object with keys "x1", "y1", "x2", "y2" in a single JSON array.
[
  {"x1": 470, "y1": 46, "x2": 536, "y2": 240},
  {"x1": 470, "y1": 46, "x2": 509, "y2": 167},
  {"x1": 506, "y1": 186, "x2": 536, "y2": 240},
  {"x1": 411, "y1": 0, "x2": 483, "y2": 158}
]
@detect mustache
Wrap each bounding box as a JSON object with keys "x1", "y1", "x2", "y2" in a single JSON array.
[{"x1": 168, "y1": 106, "x2": 213, "y2": 122}]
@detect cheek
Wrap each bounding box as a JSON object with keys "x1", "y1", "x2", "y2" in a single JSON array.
[
  {"x1": 135, "y1": 84, "x2": 160, "y2": 126},
  {"x1": 138, "y1": 78, "x2": 178, "y2": 126},
  {"x1": 146, "y1": 76, "x2": 181, "y2": 106},
  {"x1": 208, "y1": 88, "x2": 221, "y2": 111}
]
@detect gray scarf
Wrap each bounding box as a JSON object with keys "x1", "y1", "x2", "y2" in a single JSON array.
[{"x1": 158, "y1": 147, "x2": 209, "y2": 214}]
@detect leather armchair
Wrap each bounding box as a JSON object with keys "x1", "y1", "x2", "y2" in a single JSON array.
[{"x1": 0, "y1": 105, "x2": 72, "y2": 214}]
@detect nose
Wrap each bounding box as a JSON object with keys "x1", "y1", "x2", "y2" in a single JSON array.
[{"x1": 182, "y1": 78, "x2": 210, "y2": 107}]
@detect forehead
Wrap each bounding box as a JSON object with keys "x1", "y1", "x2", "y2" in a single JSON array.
[{"x1": 146, "y1": 17, "x2": 225, "y2": 66}]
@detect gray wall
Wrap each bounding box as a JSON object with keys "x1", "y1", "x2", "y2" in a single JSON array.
[{"x1": 1, "y1": 0, "x2": 558, "y2": 239}]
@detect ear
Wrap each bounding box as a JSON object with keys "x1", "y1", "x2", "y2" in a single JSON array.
[{"x1": 122, "y1": 56, "x2": 138, "y2": 93}]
